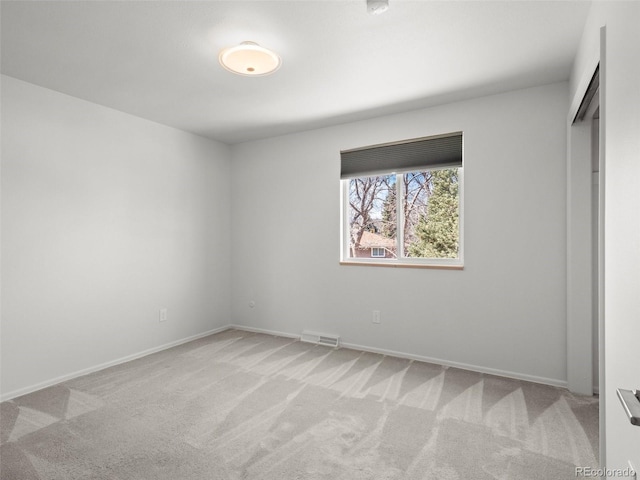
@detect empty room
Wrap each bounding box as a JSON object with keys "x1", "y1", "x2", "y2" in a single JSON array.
[{"x1": 1, "y1": 1, "x2": 639, "y2": 479}]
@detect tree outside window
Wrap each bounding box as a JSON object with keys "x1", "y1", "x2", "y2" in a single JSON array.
[{"x1": 346, "y1": 167, "x2": 460, "y2": 262}]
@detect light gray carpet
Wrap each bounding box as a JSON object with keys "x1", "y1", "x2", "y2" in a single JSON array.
[{"x1": 1, "y1": 329, "x2": 599, "y2": 479}]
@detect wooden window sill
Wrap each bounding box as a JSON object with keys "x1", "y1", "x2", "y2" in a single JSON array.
[{"x1": 339, "y1": 261, "x2": 464, "y2": 270}]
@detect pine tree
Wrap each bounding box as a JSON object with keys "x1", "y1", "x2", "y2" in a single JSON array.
[
  {"x1": 380, "y1": 185, "x2": 396, "y2": 239},
  {"x1": 408, "y1": 169, "x2": 459, "y2": 258}
]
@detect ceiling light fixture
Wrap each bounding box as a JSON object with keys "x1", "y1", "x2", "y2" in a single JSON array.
[
  {"x1": 367, "y1": 0, "x2": 389, "y2": 15},
  {"x1": 218, "y1": 41, "x2": 281, "y2": 76}
]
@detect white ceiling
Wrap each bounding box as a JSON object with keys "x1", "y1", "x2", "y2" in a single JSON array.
[{"x1": 1, "y1": 1, "x2": 591, "y2": 144}]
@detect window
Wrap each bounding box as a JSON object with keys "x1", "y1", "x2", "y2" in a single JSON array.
[{"x1": 340, "y1": 133, "x2": 463, "y2": 268}]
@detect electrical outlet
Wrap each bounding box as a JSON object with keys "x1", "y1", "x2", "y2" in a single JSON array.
[
  {"x1": 372, "y1": 310, "x2": 381, "y2": 324},
  {"x1": 159, "y1": 308, "x2": 168, "y2": 322}
]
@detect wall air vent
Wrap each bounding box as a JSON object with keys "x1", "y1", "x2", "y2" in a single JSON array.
[{"x1": 301, "y1": 330, "x2": 340, "y2": 348}]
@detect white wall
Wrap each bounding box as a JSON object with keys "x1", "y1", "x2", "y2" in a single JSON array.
[
  {"x1": 571, "y1": 1, "x2": 640, "y2": 474},
  {"x1": 231, "y1": 82, "x2": 569, "y2": 385},
  {"x1": 0, "y1": 76, "x2": 231, "y2": 399}
]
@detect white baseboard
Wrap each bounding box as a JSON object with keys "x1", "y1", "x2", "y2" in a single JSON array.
[
  {"x1": 228, "y1": 323, "x2": 301, "y2": 340},
  {"x1": 2, "y1": 323, "x2": 569, "y2": 402},
  {"x1": 229, "y1": 324, "x2": 568, "y2": 389},
  {"x1": 339, "y1": 341, "x2": 568, "y2": 389},
  {"x1": 0, "y1": 325, "x2": 230, "y2": 402}
]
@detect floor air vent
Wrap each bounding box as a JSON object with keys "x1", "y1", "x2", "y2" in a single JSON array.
[{"x1": 301, "y1": 330, "x2": 340, "y2": 348}]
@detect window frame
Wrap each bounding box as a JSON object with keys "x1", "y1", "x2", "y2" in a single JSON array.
[
  {"x1": 340, "y1": 166, "x2": 464, "y2": 269},
  {"x1": 371, "y1": 247, "x2": 386, "y2": 258}
]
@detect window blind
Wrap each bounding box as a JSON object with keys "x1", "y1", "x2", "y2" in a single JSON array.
[{"x1": 340, "y1": 132, "x2": 463, "y2": 179}]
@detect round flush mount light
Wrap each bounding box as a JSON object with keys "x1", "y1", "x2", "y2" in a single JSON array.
[
  {"x1": 218, "y1": 41, "x2": 281, "y2": 76},
  {"x1": 367, "y1": 0, "x2": 389, "y2": 15}
]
